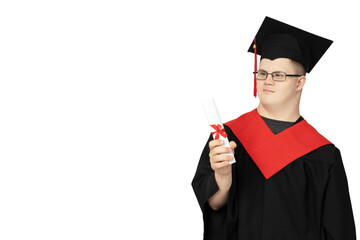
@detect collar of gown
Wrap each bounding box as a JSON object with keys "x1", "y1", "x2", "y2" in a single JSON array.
[{"x1": 224, "y1": 109, "x2": 333, "y2": 179}]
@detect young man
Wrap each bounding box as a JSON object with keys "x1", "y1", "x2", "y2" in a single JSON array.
[{"x1": 191, "y1": 16, "x2": 356, "y2": 240}]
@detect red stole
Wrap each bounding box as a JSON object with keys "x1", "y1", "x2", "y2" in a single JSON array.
[{"x1": 224, "y1": 109, "x2": 333, "y2": 179}]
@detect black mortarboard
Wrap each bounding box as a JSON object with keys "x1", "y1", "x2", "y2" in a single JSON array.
[{"x1": 248, "y1": 16, "x2": 333, "y2": 97}]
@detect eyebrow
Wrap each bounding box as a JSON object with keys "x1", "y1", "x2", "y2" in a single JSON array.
[{"x1": 258, "y1": 69, "x2": 284, "y2": 72}]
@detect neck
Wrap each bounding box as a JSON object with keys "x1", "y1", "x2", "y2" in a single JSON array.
[{"x1": 256, "y1": 102, "x2": 300, "y2": 122}]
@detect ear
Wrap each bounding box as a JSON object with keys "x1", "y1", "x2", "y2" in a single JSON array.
[{"x1": 296, "y1": 76, "x2": 306, "y2": 92}]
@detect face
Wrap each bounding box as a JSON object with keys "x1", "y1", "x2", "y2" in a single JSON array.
[{"x1": 257, "y1": 58, "x2": 305, "y2": 108}]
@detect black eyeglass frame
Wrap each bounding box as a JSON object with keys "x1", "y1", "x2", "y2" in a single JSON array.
[{"x1": 253, "y1": 71, "x2": 303, "y2": 82}]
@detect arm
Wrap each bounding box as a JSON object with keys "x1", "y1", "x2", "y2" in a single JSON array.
[
  {"x1": 321, "y1": 147, "x2": 356, "y2": 240},
  {"x1": 192, "y1": 127, "x2": 236, "y2": 212},
  {"x1": 208, "y1": 171, "x2": 232, "y2": 210}
]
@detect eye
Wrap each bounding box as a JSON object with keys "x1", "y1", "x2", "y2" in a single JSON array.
[
  {"x1": 273, "y1": 72, "x2": 286, "y2": 80},
  {"x1": 274, "y1": 72, "x2": 284, "y2": 78},
  {"x1": 258, "y1": 71, "x2": 267, "y2": 77}
]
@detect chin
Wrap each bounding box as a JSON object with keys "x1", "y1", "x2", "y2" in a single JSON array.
[{"x1": 258, "y1": 94, "x2": 282, "y2": 106}]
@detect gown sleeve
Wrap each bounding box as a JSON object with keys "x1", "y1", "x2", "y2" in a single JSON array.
[
  {"x1": 191, "y1": 132, "x2": 219, "y2": 212},
  {"x1": 321, "y1": 147, "x2": 356, "y2": 240}
]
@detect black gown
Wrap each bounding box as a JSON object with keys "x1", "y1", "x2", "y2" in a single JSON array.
[{"x1": 191, "y1": 115, "x2": 356, "y2": 240}]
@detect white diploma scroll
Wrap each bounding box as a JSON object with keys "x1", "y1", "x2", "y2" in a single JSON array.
[{"x1": 202, "y1": 98, "x2": 236, "y2": 164}]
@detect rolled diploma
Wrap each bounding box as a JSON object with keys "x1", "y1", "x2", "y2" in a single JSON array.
[{"x1": 202, "y1": 98, "x2": 236, "y2": 164}]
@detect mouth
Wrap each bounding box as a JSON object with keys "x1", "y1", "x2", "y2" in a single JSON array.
[{"x1": 263, "y1": 89, "x2": 274, "y2": 93}]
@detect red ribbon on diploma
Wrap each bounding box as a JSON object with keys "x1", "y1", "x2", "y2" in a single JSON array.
[{"x1": 210, "y1": 124, "x2": 227, "y2": 140}]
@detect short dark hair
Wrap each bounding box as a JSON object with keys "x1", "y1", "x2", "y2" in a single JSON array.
[{"x1": 290, "y1": 59, "x2": 306, "y2": 76}]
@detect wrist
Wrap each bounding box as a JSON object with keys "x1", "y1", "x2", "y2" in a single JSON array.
[{"x1": 214, "y1": 171, "x2": 232, "y2": 190}]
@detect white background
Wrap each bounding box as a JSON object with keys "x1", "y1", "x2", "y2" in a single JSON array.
[{"x1": 0, "y1": 0, "x2": 359, "y2": 239}]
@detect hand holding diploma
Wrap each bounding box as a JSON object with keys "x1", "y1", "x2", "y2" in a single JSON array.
[
  {"x1": 202, "y1": 98, "x2": 237, "y2": 176},
  {"x1": 208, "y1": 139, "x2": 237, "y2": 176}
]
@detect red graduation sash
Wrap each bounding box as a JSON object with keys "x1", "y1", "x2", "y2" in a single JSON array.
[{"x1": 224, "y1": 109, "x2": 333, "y2": 179}]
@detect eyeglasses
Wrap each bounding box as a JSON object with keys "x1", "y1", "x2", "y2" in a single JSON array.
[{"x1": 253, "y1": 70, "x2": 302, "y2": 82}]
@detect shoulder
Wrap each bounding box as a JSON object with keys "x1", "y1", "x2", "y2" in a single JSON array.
[
  {"x1": 223, "y1": 122, "x2": 244, "y2": 147},
  {"x1": 294, "y1": 117, "x2": 340, "y2": 165},
  {"x1": 223, "y1": 124, "x2": 236, "y2": 142},
  {"x1": 303, "y1": 144, "x2": 341, "y2": 165}
]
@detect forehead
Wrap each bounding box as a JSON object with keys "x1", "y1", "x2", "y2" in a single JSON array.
[{"x1": 259, "y1": 58, "x2": 295, "y2": 72}]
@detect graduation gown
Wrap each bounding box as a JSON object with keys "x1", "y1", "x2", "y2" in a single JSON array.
[{"x1": 191, "y1": 109, "x2": 356, "y2": 240}]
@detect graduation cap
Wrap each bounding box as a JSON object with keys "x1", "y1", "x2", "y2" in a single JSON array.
[{"x1": 248, "y1": 16, "x2": 333, "y2": 97}]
